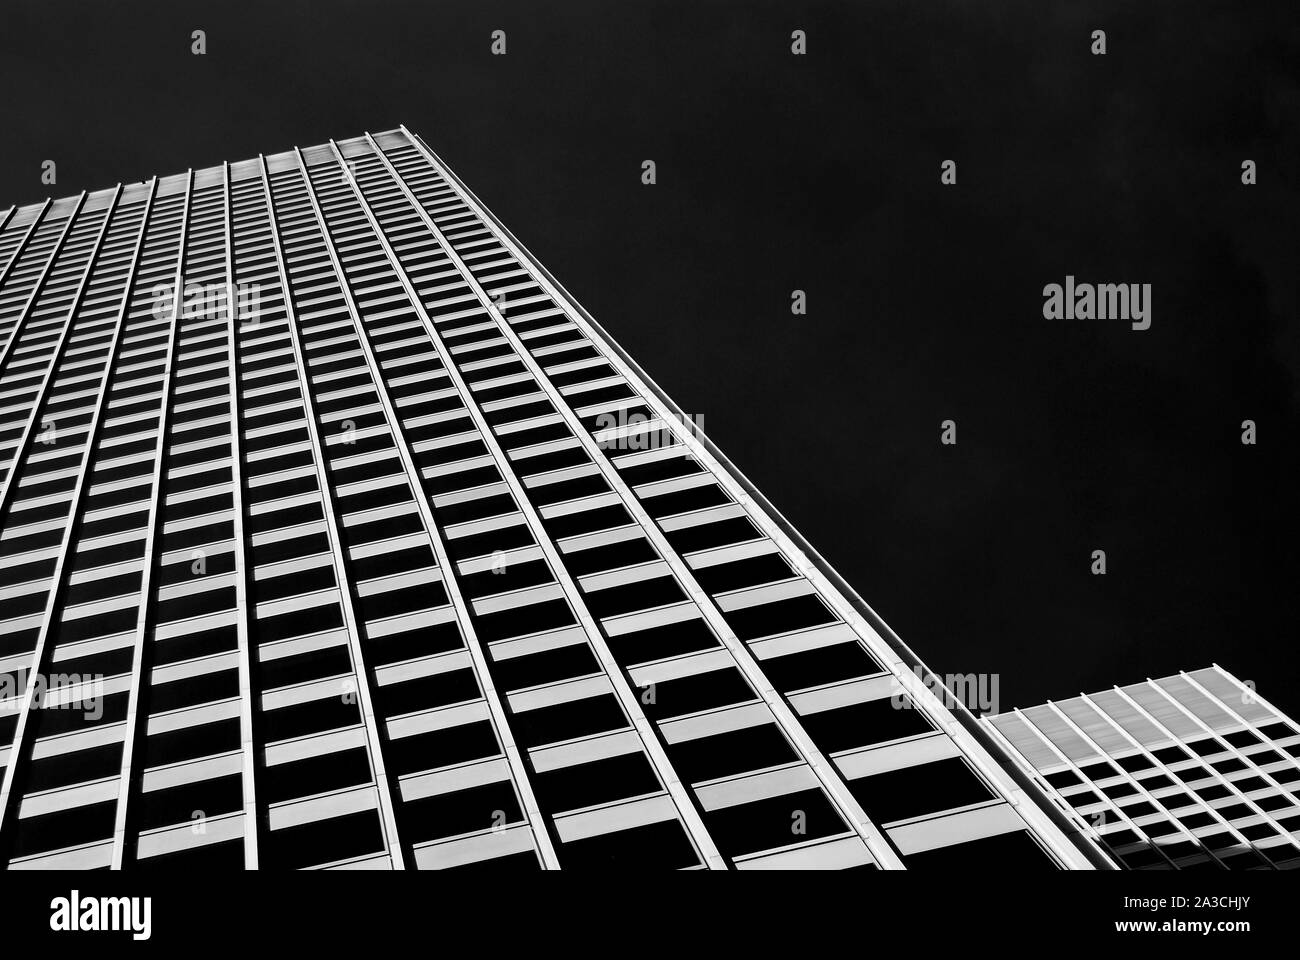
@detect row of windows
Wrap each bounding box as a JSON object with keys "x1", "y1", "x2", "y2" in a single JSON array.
[
  {"x1": 289, "y1": 157, "x2": 707, "y2": 869},
  {"x1": 0, "y1": 206, "x2": 96, "y2": 382},
  {"x1": 257, "y1": 163, "x2": 500, "y2": 868},
  {"x1": 3, "y1": 188, "x2": 188, "y2": 866}
]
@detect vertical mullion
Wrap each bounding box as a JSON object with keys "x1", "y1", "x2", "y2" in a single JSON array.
[
  {"x1": 257, "y1": 156, "x2": 408, "y2": 869},
  {"x1": 0, "y1": 193, "x2": 89, "y2": 500},
  {"x1": 287, "y1": 147, "x2": 418, "y2": 868},
  {"x1": 0, "y1": 199, "x2": 51, "y2": 305},
  {"x1": 1177, "y1": 670, "x2": 1300, "y2": 814},
  {"x1": 1109, "y1": 685, "x2": 1272, "y2": 863},
  {"x1": 331, "y1": 140, "x2": 730, "y2": 870},
  {"x1": 261, "y1": 163, "x2": 560, "y2": 871},
  {"x1": 1044, "y1": 700, "x2": 1220, "y2": 867},
  {"x1": 1077, "y1": 690, "x2": 1240, "y2": 864},
  {"x1": 1210, "y1": 664, "x2": 1300, "y2": 734},
  {"x1": 0, "y1": 201, "x2": 39, "y2": 287},
  {"x1": 9, "y1": 177, "x2": 155, "y2": 864},
  {"x1": 0, "y1": 184, "x2": 126, "y2": 848},
  {"x1": 110, "y1": 170, "x2": 198, "y2": 868},
  {"x1": 222, "y1": 162, "x2": 261, "y2": 869},
  {"x1": 1136, "y1": 680, "x2": 1300, "y2": 860}
]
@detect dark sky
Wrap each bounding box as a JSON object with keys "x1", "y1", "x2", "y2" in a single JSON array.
[{"x1": 2, "y1": 0, "x2": 1297, "y2": 716}]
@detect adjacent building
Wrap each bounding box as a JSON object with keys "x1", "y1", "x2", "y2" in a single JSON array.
[{"x1": 984, "y1": 665, "x2": 1300, "y2": 869}]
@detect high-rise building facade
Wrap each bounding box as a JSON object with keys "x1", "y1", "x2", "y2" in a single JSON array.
[
  {"x1": 984, "y1": 665, "x2": 1300, "y2": 870},
  {"x1": 0, "y1": 127, "x2": 1103, "y2": 870}
]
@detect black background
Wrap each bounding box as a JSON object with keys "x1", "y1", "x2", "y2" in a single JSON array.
[{"x1": 1, "y1": 0, "x2": 1296, "y2": 716}]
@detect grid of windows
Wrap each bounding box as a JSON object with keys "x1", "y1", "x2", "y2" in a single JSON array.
[
  {"x1": 0, "y1": 128, "x2": 1098, "y2": 870},
  {"x1": 985, "y1": 665, "x2": 1300, "y2": 870}
]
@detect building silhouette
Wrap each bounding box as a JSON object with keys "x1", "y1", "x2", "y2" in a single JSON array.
[{"x1": 0, "y1": 127, "x2": 1132, "y2": 869}]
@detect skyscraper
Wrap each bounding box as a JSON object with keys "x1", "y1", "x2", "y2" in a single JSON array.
[
  {"x1": 984, "y1": 665, "x2": 1300, "y2": 870},
  {"x1": 0, "y1": 127, "x2": 1103, "y2": 870}
]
